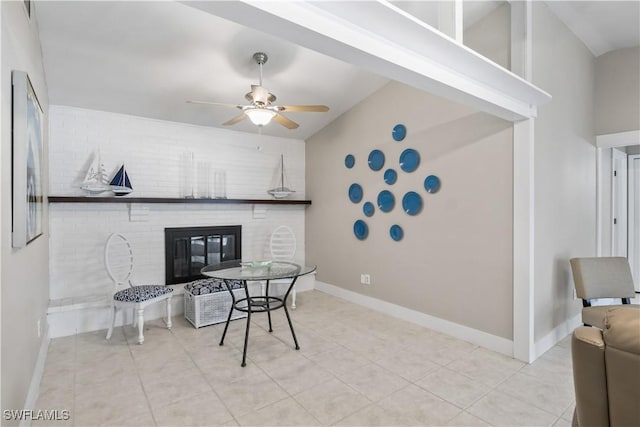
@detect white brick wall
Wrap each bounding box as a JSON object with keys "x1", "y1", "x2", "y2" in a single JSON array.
[{"x1": 48, "y1": 106, "x2": 307, "y2": 301}]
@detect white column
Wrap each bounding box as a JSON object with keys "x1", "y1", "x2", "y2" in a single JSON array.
[
  {"x1": 438, "y1": 0, "x2": 463, "y2": 43},
  {"x1": 511, "y1": 0, "x2": 536, "y2": 363}
]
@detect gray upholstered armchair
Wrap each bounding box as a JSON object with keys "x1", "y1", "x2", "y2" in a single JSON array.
[
  {"x1": 571, "y1": 307, "x2": 640, "y2": 427},
  {"x1": 569, "y1": 257, "x2": 639, "y2": 329}
]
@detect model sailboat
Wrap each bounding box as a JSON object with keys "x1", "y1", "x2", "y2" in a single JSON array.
[
  {"x1": 81, "y1": 151, "x2": 111, "y2": 194},
  {"x1": 110, "y1": 164, "x2": 133, "y2": 196},
  {"x1": 267, "y1": 154, "x2": 295, "y2": 199}
]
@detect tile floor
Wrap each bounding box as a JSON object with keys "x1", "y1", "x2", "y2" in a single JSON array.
[{"x1": 35, "y1": 291, "x2": 575, "y2": 426}]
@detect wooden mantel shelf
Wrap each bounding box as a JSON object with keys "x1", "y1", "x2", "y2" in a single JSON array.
[{"x1": 48, "y1": 196, "x2": 311, "y2": 205}]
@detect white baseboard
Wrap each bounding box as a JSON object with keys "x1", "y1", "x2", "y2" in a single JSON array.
[
  {"x1": 534, "y1": 313, "x2": 581, "y2": 359},
  {"x1": 47, "y1": 294, "x2": 186, "y2": 338},
  {"x1": 20, "y1": 323, "x2": 51, "y2": 426},
  {"x1": 315, "y1": 281, "x2": 514, "y2": 357}
]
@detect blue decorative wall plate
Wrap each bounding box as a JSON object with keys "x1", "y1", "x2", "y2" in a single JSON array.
[
  {"x1": 368, "y1": 149, "x2": 385, "y2": 171},
  {"x1": 345, "y1": 154, "x2": 355, "y2": 169},
  {"x1": 384, "y1": 168, "x2": 397, "y2": 185},
  {"x1": 399, "y1": 148, "x2": 420, "y2": 173},
  {"x1": 363, "y1": 201, "x2": 375, "y2": 217},
  {"x1": 390, "y1": 224, "x2": 404, "y2": 241},
  {"x1": 377, "y1": 190, "x2": 395, "y2": 212},
  {"x1": 353, "y1": 220, "x2": 369, "y2": 240},
  {"x1": 424, "y1": 175, "x2": 441, "y2": 193},
  {"x1": 402, "y1": 191, "x2": 423, "y2": 215},
  {"x1": 349, "y1": 183, "x2": 363, "y2": 203},
  {"x1": 392, "y1": 124, "x2": 407, "y2": 141}
]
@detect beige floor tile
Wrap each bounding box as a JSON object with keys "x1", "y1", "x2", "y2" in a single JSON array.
[
  {"x1": 153, "y1": 391, "x2": 234, "y2": 426},
  {"x1": 202, "y1": 355, "x2": 265, "y2": 387},
  {"x1": 35, "y1": 291, "x2": 577, "y2": 427},
  {"x1": 48, "y1": 335, "x2": 76, "y2": 353},
  {"x1": 333, "y1": 403, "x2": 407, "y2": 426},
  {"x1": 446, "y1": 348, "x2": 524, "y2": 387},
  {"x1": 560, "y1": 403, "x2": 575, "y2": 421},
  {"x1": 142, "y1": 371, "x2": 214, "y2": 411},
  {"x1": 293, "y1": 378, "x2": 370, "y2": 425},
  {"x1": 271, "y1": 327, "x2": 340, "y2": 356},
  {"x1": 43, "y1": 349, "x2": 76, "y2": 372},
  {"x1": 188, "y1": 342, "x2": 243, "y2": 367},
  {"x1": 374, "y1": 348, "x2": 441, "y2": 381},
  {"x1": 496, "y1": 372, "x2": 575, "y2": 416},
  {"x1": 135, "y1": 353, "x2": 200, "y2": 384},
  {"x1": 39, "y1": 371, "x2": 74, "y2": 396},
  {"x1": 34, "y1": 389, "x2": 74, "y2": 420},
  {"x1": 307, "y1": 347, "x2": 371, "y2": 376},
  {"x1": 243, "y1": 334, "x2": 300, "y2": 364},
  {"x1": 335, "y1": 362, "x2": 409, "y2": 402},
  {"x1": 409, "y1": 333, "x2": 478, "y2": 366},
  {"x1": 519, "y1": 355, "x2": 574, "y2": 387},
  {"x1": 336, "y1": 384, "x2": 461, "y2": 426},
  {"x1": 467, "y1": 390, "x2": 558, "y2": 426},
  {"x1": 445, "y1": 411, "x2": 491, "y2": 426},
  {"x1": 553, "y1": 416, "x2": 572, "y2": 427},
  {"x1": 416, "y1": 367, "x2": 489, "y2": 409},
  {"x1": 258, "y1": 352, "x2": 334, "y2": 395},
  {"x1": 31, "y1": 412, "x2": 73, "y2": 427},
  {"x1": 75, "y1": 371, "x2": 142, "y2": 400},
  {"x1": 73, "y1": 389, "x2": 153, "y2": 426},
  {"x1": 215, "y1": 371, "x2": 288, "y2": 418},
  {"x1": 235, "y1": 397, "x2": 320, "y2": 426}
]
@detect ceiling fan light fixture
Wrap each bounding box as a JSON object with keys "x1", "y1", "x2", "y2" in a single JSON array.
[{"x1": 245, "y1": 108, "x2": 276, "y2": 126}]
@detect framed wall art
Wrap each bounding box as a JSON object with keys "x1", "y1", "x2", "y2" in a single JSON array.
[{"x1": 12, "y1": 70, "x2": 44, "y2": 248}]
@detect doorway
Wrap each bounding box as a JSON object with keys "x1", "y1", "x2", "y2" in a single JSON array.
[
  {"x1": 596, "y1": 136, "x2": 640, "y2": 293},
  {"x1": 629, "y1": 154, "x2": 640, "y2": 291}
]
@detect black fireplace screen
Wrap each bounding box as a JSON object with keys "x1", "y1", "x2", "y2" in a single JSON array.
[{"x1": 164, "y1": 225, "x2": 241, "y2": 284}]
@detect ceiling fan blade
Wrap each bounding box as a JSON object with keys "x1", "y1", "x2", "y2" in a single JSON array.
[
  {"x1": 273, "y1": 113, "x2": 299, "y2": 129},
  {"x1": 277, "y1": 105, "x2": 329, "y2": 112},
  {"x1": 223, "y1": 113, "x2": 248, "y2": 126},
  {"x1": 187, "y1": 100, "x2": 243, "y2": 109}
]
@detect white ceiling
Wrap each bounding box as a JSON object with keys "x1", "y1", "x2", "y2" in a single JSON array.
[
  {"x1": 35, "y1": 1, "x2": 639, "y2": 140},
  {"x1": 546, "y1": 1, "x2": 640, "y2": 57}
]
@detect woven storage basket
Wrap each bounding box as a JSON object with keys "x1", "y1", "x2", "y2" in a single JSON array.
[{"x1": 183, "y1": 278, "x2": 246, "y2": 328}]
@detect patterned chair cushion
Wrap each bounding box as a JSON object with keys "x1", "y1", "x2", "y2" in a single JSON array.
[
  {"x1": 184, "y1": 278, "x2": 243, "y2": 296},
  {"x1": 114, "y1": 285, "x2": 174, "y2": 302}
]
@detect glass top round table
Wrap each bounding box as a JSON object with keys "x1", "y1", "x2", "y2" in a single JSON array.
[
  {"x1": 201, "y1": 261, "x2": 316, "y2": 281},
  {"x1": 200, "y1": 261, "x2": 316, "y2": 367}
]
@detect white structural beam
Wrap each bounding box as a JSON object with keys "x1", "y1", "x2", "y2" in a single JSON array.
[
  {"x1": 511, "y1": 0, "x2": 536, "y2": 363},
  {"x1": 184, "y1": 0, "x2": 551, "y2": 122},
  {"x1": 596, "y1": 130, "x2": 640, "y2": 148}
]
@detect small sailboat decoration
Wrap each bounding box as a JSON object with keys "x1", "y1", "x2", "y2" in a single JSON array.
[
  {"x1": 110, "y1": 164, "x2": 133, "y2": 196},
  {"x1": 268, "y1": 154, "x2": 295, "y2": 199},
  {"x1": 81, "y1": 150, "x2": 111, "y2": 195}
]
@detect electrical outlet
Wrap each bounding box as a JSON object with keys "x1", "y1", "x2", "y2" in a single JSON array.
[
  {"x1": 360, "y1": 274, "x2": 371, "y2": 285},
  {"x1": 37, "y1": 319, "x2": 41, "y2": 338}
]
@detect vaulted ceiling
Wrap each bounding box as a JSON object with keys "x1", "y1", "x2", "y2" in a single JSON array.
[{"x1": 35, "y1": 1, "x2": 639, "y2": 140}]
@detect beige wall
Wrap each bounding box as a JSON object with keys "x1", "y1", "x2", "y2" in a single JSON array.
[
  {"x1": 464, "y1": 2, "x2": 510, "y2": 69},
  {"x1": 306, "y1": 81, "x2": 514, "y2": 339},
  {"x1": 1, "y1": 1, "x2": 50, "y2": 420},
  {"x1": 305, "y1": 3, "x2": 514, "y2": 341},
  {"x1": 532, "y1": 2, "x2": 596, "y2": 342},
  {"x1": 595, "y1": 47, "x2": 640, "y2": 135}
]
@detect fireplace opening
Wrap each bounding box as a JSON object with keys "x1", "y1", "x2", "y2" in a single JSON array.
[{"x1": 165, "y1": 225, "x2": 241, "y2": 285}]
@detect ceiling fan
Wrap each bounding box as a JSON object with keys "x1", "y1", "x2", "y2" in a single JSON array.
[{"x1": 187, "y1": 52, "x2": 329, "y2": 129}]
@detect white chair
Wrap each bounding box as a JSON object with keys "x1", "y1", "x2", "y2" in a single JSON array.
[
  {"x1": 105, "y1": 233, "x2": 173, "y2": 344},
  {"x1": 269, "y1": 225, "x2": 298, "y2": 309}
]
